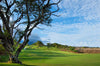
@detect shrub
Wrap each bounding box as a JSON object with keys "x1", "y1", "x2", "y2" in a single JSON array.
[
  {"x1": 72, "y1": 50, "x2": 78, "y2": 52},
  {"x1": 0, "y1": 44, "x2": 7, "y2": 55},
  {"x1": 47, "y1": 43, "x2": 68, "y2": 49},
  {"x1": 0, "y1": 44, "x2": 5, "y2": 51},
  {"x1": 68, "y1": 46, "x2": 75, "y2": 51}
]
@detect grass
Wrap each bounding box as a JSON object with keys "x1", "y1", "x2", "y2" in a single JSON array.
[{"x1": 0, "y1": 47, "x2": 100, "y2": 66}]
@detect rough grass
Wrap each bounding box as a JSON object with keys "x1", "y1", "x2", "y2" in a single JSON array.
[{"x1": 0, "y1": 47, "x2": 100, "y2": 66}]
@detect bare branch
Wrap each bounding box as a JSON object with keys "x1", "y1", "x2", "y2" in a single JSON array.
[
  {"x1": 49, "y1": 0, "x2": 61, "y2": 6},
  {"x1": 13, "y1": 30, "x2": 18, "y2": 39},
  {"x1": 5, "y1": 0, "x2": 15, "y2": 15},
  {"x1": 52, "y1": 13, "x2": 60, "y2": 17},
  {"x1": 13, "y1": 13, "x2": 23, "y2": 26},
  {"x1": 50, "y1": 0, "x2": 61, "y2": 13},
  {"x1": 0, "y1": 10, "x2": 10, "y2": 32},
  {"x1": 36, "y1": 27, "x2": 44, "y2": 30},
  {"x1": 11, "y1": 13, "x2": 23, "y2": 34},
  {"x1": 5, "y1": 0, "x2": 9, "y2": 7},
  {"x1": 14, "y1": 22, "x2": 27, "y2": 29},
  {"x1": 27, "y1": 22, "x2": 39, "y2": 37},
  {"x1": 0, "y1": 25, "x2": 4, "y2": 39},
  {"x1": 16, "y1": 0, "x2": 30, "y2": 46}
]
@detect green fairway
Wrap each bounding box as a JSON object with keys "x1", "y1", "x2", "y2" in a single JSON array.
[{"x1": 0, "y1": 48, "x2": 100, "y2": 66}]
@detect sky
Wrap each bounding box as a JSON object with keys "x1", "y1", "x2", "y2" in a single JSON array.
[
  {"x1": 29, "y1": 0, "x2": 100, "y2": 47},
  {"x1": 0, "y1": 0, "x2": 100, "y2": 47}
]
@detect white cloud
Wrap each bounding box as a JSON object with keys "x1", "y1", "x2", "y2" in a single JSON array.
[
  {"x1": 41, "y1": 22, "x2": 100, "y2": 47},
  {"x1": 56, "y1": 0, "x2": 100, "y2": 20}
]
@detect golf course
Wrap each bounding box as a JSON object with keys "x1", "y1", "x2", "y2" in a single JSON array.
[
  {"x1": 0, "y1": 46, "x2": 100, "y2": 66},
  {"x1": 0, "y1": 0, "x2": 100, "y2": 66}
]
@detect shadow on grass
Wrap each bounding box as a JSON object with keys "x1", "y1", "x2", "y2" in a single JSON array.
[
  {"x1": 0, "y1": 63, "x2": 37, "y2": 66},
  {"x1": 20, "y1": 50, "x2": 67, "y2": 57},
  {"x1": 19, "y1": 49, "x2": 77, "y2": 61},
  {"x1": 21, "y1": 64, "x2": 37, "y2": 66},
  {"x1": 0, "y1": 49, "x2": 77, "y2": 66}
]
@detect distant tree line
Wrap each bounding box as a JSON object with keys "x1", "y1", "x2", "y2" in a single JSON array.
[
  {"x1": 32, "y1": 41, "x2": 76, "y2": 52},
  {"x1": 47, "y1": 43, "x2": 68, "y2": 48}
]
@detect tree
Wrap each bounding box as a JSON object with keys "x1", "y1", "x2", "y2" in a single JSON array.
[{"x1": 0, "y1": 0, "x2": 61, "y2": 64}]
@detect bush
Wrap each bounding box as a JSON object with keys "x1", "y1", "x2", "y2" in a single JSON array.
[
  {"x1": 47, "y1": 43, "x2": 68, "y2": 48},
  {"x1": 0, "y1": 44, "x2": 5, "y2": 51},
  {"x1": 0, "y1": 44, "x2": 7, "y2": 55},
  {"x1": 0, "y1": 55, "x2": 9, "y2": 62},
  {"x1": 68, "y1": 46, "x2": 75, "y2": 51},
  {"x1": 72, "y1": 50, "x2": 78, "y2": 52}
]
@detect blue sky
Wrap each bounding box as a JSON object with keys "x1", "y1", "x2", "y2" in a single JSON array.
[
  {"x1": 1, "y1": 0, "x2": 99, "y2": 47},
  {"x1": 29, "y1": 0, "x2": 100, "y2": 47}
]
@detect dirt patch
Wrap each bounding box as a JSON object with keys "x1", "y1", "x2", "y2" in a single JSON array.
[
  {"x1": 60, "y1": 49, "x2": 79, "y2": 53},
  {"x1": 75, "y1": 48, "x2": 100, "y2": 53}
]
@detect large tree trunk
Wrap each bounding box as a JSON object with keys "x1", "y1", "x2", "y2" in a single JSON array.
[
  {"x1": 1, "y1": 41, "x2": 22, "y2": 64},
  {"x1": 9, "y1": 54, "x2": 22, "y2": 64},
  {"x1": 9, "y1": 40, "x2": 28, "y2": 64}
]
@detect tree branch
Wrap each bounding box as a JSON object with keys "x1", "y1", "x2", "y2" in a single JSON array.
[
  {"x1": 0, "y1": 10, "x2": 14, "y2": 47},
  {"x1": 6, "y1": 0, "x2": 15, "y2": 14},
  {"x1": 0, "y1": 25, "x2": 4, "y2": 39}
]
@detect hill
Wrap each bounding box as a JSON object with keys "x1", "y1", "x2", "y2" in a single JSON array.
[{"x1": 32, "y1": 41, "x2": 45, "y2": 47}]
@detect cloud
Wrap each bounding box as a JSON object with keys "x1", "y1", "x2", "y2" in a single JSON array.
[
  {"x1": 41, "y1": 22, "x2": 100, "y2": 47},
  {"x1": 28, "y1": 33, "x2": 41, "y2": 44},
  {"x1": 55, "y1": 0, "x2": 100, "y2": 20},
  {"x1": 39, "y1": 0, "x2": 100, "y2": 47}
]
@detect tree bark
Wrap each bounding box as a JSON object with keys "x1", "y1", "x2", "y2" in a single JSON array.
[
  {"x1": 9, "y1": 54, "x2": 22, "y2": 64},
  {"x1": 1, "y1": 41, "x2": 22, "y2": 64}
]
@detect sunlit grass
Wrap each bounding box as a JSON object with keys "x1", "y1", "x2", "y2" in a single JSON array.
[{"x1": 0, "y1": 47, "x2": 100, "y2": 66}]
